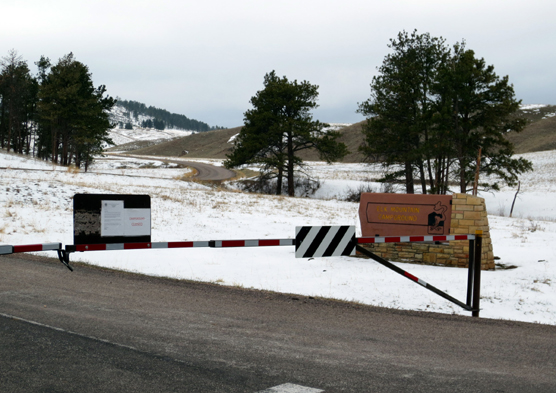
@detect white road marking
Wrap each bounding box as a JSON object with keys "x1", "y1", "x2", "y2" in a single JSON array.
[{"x1": 256, "y1": 383, "x2": 324, "y2": 393}]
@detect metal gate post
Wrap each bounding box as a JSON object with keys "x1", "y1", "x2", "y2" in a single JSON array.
[
  {"x1": 472, "y1": 231, "x2": 483, "y2": 317},
  {"x1": 466, "y1": 238, "x2": 475, "y2": 307}
]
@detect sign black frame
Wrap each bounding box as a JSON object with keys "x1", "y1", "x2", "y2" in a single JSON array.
[{"x1": 73, "y1": 194, "x2": 151, "y2": 245}]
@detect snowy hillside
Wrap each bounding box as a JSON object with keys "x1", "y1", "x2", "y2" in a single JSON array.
[
  {"x1": 107, "y1": 103, "x2": 195, "y2": 147},
  {"x1": 520, "y1": 104, "x2": 556, "y2": 119}
]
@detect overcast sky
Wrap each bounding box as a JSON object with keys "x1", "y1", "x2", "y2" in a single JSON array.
[{"x1": 2, "y1": 0, "x2": 554, "y2": 128}]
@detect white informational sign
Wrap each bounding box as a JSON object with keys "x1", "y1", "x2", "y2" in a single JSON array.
[
  {"x1": 124, "y1": 209, "x2": 151, "y2": 237},
  {"x1": 101, "y1": 201, "x2": 151, "y2": 237},
  {"x1": 101, "y1": 200, "x2": 125, "y2": 237}
]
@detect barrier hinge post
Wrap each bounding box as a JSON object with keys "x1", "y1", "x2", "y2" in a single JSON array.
[
  {"x1": 466, "y1": 238, "x2": 475, "y2": 307},
  {"x1": 472, "y1": 231, "x2": 483, "y2": 317},
  {"x1": 57, "y1": 249, "x2": 74, "y2": 272}
]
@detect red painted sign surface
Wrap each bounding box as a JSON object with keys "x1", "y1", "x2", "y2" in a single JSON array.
[{"x1": 359, "y1": 193, "x2": 452, "y2": 237}]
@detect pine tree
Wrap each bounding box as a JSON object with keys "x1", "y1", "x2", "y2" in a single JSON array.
[
  {"x1": 37, "y1": 53, "x2": 115, "y2": 169},
  {"x1": 358, "y1": 31, "x2": 448, "y2": 194},
  {"x1": 225, "y1": 71, "x2": 348, "y2": 196},
  {"x1": 433, "y1": 43, "x2": 532, "y2": 192},
  {"x1": 359, "y1": 31, "x2": 532, "y2": 194},
  {"x1": 0, "y1": 50, "x2": 38, "y2": 154}
]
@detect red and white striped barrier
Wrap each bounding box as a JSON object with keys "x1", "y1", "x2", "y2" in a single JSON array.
[
  {"x1": 2, "y1": 235, "x2": 476, "y2": 256},
  {"x1": 357, "y1": 234, "x2": 475, "y2": 244},
  {"x1": 67, "y1": 239, "x2": 295, "y2": 253},
  {"x1": 0, "y1": 243, "x2": 62, "y2": 255},
  {"x1": 69, "y1": 241, "x2": 210, "y2": 252}
]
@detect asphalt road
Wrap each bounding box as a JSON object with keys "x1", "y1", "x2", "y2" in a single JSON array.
[
  {"x1": 169, "y1": 159, "x2": 236, "y2": 181},
  {"x1": 1, "y1": 254, "x2": 555, "y2": 392},
  {"x1": 108, "y1": 153, "x2": 236, "y2": 181}
]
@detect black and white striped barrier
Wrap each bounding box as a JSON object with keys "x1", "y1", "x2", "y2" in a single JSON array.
[{"x1": 295, "y1": 226, "x2": 356, "y2": 258}]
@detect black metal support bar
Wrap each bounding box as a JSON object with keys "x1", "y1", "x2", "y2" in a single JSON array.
[
  {"x1": 466, "y1": 239, "x2": 475, "y2": 306},
  {"x1": 472, "y1": 232, "x2": 483, "y2": 317},
  {"x1": 57, "y1": 250, "x2": 74, "y2": 272},
  {"x1": 356, "y1": 245, "x2": 475, "y2": 312}
]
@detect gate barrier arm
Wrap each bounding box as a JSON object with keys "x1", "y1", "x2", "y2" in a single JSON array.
[
  {"x1": 59, "y1": 239, "x2": 296, "y2": 272},
  {"x1": 4, "y1": 232, "x2": 482, "y2": 317}
]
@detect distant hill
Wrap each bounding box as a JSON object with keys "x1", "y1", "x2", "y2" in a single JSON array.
[
  {"x1": 134, "y1": 127, "x2": 242, "y2": 158},
  {"x1": 110, "y1": 99, "x2": 221, "y2": 132},
  {"x1": 133, "y1": 123, "x2": 368, "y2": 163},
  {"x1": 131, "y1": 104, "x2": 556, "y2": 161},
  {"x1": 507, "y1": 105, "x2": 556, "y2": 154}
]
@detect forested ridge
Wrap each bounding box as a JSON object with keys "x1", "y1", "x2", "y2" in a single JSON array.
[{"x1": 115, "y1": 99, "x2": 221, "y2": 132}]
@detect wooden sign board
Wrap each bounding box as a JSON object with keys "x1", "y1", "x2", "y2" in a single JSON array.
[
  {"x1": 359, "y1": 193, "x2": 452, "y2": 237},
  {"x1": 73, "y1": 194, "x2": 151, "y2": 245}
]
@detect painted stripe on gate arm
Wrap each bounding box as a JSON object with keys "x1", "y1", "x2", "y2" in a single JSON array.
[
  {"x1": 210, "y1": 239, "x2": 295, "y2": 248},
  {"x1": 357, "y1": 234, "x2": 475, "y2": 244},
  {"x1": 0, "y1": 245, "x2": 13, "y2": 255}
]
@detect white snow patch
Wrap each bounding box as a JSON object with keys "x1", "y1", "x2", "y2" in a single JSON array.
[
  {"x1": 228, "y1": 133, "x2": 239, "y2": 144},
  {"x1": 520, "y1": 104, "x2": 548, "y2": 111}
]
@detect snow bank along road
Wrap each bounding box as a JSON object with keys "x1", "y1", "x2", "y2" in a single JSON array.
[{"x1": 1, "y1": 255, "x2": 555, "y2": 392}]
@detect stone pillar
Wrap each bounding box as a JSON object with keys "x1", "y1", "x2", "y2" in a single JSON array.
[{"x1": 450, "y1": 193, "x2": 494, "y2": 270}]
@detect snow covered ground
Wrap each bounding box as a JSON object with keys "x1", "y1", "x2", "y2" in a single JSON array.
[
  {"x1": 108, "y1": 128, "x2": 194, "y2": 146},
  {"x1": 1, "y1": 149, "x2": 555, "y2": 325}
]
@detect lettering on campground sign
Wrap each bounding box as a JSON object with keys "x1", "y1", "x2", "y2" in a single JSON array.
[{"x1": 359, "y1": 193, "x2": 452, "y2": 237}]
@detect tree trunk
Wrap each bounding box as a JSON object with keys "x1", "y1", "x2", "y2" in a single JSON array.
[
  {"x1": 275, "y1": 166, "x2": 283, "y2": 195},
  {"x1": 459, "y1": 159, "x2": 466, "y2": 193},
  {"x1": 0, "y1": 104, "x2": 6, "y2": 149},
  {"x1": 427, "y1": 158, "x2": 435, "y2": 193},
  {"x1": 51, "y1": 128, "x2": 58, "y2": 163},
  {"x1": 419, "y1": 162, "x2": 427, "y2": 194},
  {"x1": 7, "y1": 103, "x2": 14, "y2": 152},
  {"x1": 287, "y1": 130, "x2": 295, "y2": 197},
  {"x1": 405, "y1": 161, "x2": 414, "y2": 194}
]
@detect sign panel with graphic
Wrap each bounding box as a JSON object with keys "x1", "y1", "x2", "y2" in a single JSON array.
[{"x1": 359, "y1": 193, "x2": 452, "y2": 237}]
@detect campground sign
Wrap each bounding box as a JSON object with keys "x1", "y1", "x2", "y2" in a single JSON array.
[{"x1": 359, "y1": 193, "x2": 452, "y2": 237}]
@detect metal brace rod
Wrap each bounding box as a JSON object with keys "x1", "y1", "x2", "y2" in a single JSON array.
[{"x1": 356, "y1": 245, "x2": 475, "y2": 312}]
